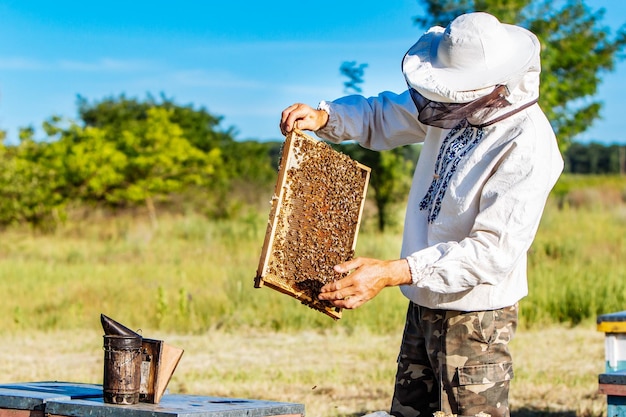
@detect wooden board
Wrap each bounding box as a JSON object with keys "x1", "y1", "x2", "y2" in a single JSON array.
[
  {"x1": 46, "y1": 394, "x2": 305, "y2": 416},
  {"x1": 0, "y1": 382, "x2": 102, "y2": 417},
  {"x1": 255, "y1": 130, "x2": 370, "y2": 319},
  {"x1": 0, "y1": 410, "x2": 43, "y2": 417},
  {"x1": 599, "y1": 383, "x2": 626, "y2": 396}
]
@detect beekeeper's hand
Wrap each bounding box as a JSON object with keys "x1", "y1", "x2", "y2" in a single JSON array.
[
  {"x1": 280, "y1": 103, "x2": 328, "y2": 135},
  {"x1": 318, "y1": 257, "x2": 411, "y2": 309}
]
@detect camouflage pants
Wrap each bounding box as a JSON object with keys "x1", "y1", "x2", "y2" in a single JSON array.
[{"x1": 390, "y1": 302, "x2": 517, "y2": 417}]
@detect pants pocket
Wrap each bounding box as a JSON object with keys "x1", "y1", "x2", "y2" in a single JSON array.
[{"x1": 455, "y1": 362, "x2": 513, "y2": 417}]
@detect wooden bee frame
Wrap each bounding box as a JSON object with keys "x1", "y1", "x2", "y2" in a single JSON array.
[{"x1": 255, "y1": 130, "x2": 370, "y2": 319}]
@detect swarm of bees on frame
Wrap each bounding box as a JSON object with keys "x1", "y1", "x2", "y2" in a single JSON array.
[{"x1": 256, "y1": 130, "x2": 370, "y2": 318}]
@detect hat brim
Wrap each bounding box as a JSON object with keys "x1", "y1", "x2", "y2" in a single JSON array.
[{"x1": 403, "y1": 24, "x2": 539, "y2": 103}]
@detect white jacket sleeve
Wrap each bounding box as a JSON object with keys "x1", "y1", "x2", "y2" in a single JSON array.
[{"x1": 315, "y1": 90, "x2": 428, "y2": 150}]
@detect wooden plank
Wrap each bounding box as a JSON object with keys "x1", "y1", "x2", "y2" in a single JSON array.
[
  {"x1": 267, "y1": 415, "x2": 303, "y2": 417},
  {"x1": 598, "y1": 322, "x2": 626, "y2": 333},
  {"x1": 597, "y1": 311, "x2": 626, "y2": 333},
  {"x1": 46, "y1": 394, "x2": 306, "y2": 416},
  {"x1": 599, "y1": 383, "x2": 626, "y2": 397},
  {"x1": 0, "y1": 382, "x2": 102, "y2": 414},
  {"x1": 255, "y1": 131, "x2": 294, "y2": 290},
  {"x1": 600, "y1": 370, "x2": 626, "y2": 385},
  {"x1": 47, "y1": 413, "x2": 303, "y2": 417},
  {"x1": 154, "y1": 343, "x2": 184, "y2": 404},
  {"x1": 0, "y1": 410, "x2": 44, "y2": 417},
  {"x1": 0, "y1": 383, "x2": 304, "y2": 416},
  {"x1": 254, "y1": 130, "x2": 370, "y2": 319}
]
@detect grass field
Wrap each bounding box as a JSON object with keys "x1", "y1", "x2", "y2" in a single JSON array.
[
  {"x1": 0, "y1": 174, "x2": 625, "y2": 416},
  {"x1": 0, "y1": 325, "x2": 608, "y2": 417}
]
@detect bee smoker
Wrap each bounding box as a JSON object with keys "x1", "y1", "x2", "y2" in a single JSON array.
[
  {"x1": 100, "y1": 314, "x2": 184, "y2": 405},
  {"x1": 102, "y1": 333, "x2": 142, "y2": 404}
]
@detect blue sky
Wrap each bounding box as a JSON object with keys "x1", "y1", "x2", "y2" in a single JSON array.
[{"x1": 0, "y1": 0, "x2": 624, "y2": 145}]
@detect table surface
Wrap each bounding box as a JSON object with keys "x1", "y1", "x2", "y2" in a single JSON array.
[
  {"x1": 46, "y1": 394, "x2": 305, "y2": 417},
  {"x1": 0, "y1": 382, "x2": 305, "y2": 417},
  {"x1": 0, "y1": 381, "x2": 102, "y2": 410}
]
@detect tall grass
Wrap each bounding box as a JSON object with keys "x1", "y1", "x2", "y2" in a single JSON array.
[
  {"x1": 0, "y1": 203, "x2": 407, "y2": 335},
  {"x1": 524, "y1": 175, "x2": 626, "y2": 327},
  {"x1": 0, "y1": 175, "x2": 624, "y2": 335}
]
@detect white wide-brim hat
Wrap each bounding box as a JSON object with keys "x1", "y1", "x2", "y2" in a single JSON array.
[{"x1": 402, "y1": 12, "x2": 540, "y2": 103}]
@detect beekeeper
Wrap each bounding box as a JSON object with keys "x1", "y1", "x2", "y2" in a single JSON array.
[{"x1": 280, "y1": 12, "x2": 563, "y2": 417}]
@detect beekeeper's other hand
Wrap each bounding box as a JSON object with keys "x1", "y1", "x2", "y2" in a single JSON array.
[{"x1": 280, "y1": 103, "x2": 328, "y2": 135}]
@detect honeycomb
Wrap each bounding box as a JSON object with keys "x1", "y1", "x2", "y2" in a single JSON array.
[{"x1": 255, "y1": 130, "x2": 371, "y2": 319}]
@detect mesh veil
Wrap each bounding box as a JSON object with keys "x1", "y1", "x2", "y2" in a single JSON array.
[{"x1": 409, "y1": 85, "x2": 512, "y2": 129}]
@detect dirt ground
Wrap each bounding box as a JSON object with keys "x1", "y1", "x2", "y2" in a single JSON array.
[{"x1": 0, "y1": 324, "x2": 609, "y2": 417}]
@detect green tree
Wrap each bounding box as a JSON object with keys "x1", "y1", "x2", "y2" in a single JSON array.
[
  {"x1": 39, "y1": 119, "x2": 127, "y2": 203},
  {"x1": 73, "y1": 94, "x2": 243, "y2": 221},
  {"x1": 77, "y1": 93, "x2": 234, "y2": 154},
  {"x1": 337, "y1": 60, "x2": 419, "y2": 232},
  {"x1": 564, "y1": 141, "x2": 626, "y2": 174},
  {"x1": 339, "y1": 144, "x2": 417, "y2": 232},
  {"x1": 414, "y1": 0, "x2": 626, "y2": 149},
  {"x1": 115, "y1": 107, "x2": 219, "y2": 227},
  {"x1": 0, "y1": 135, "x2": 65, "y2": 230},
  {"x1": 0, "y1": 94, "x2": 264, "y2": 229},
  {"x1": 223, "y1": 140, "x2": 281, "y2": 184},
  {"x1": 44, "y1": 108, "x2": 221, "y2": 228}
]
